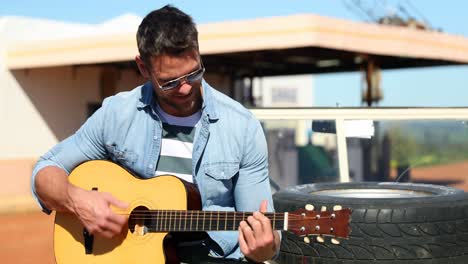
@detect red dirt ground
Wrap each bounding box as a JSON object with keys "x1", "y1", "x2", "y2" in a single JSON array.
[
  {"x1": 1, "y1": 161, "x2": 467, "y2": 264},
  {"x1": 391, "y1": 160, "x2": 468, "y2": 191},
  {"x1": 0, "y1": 211, "x2": 55, "y2": 264}
]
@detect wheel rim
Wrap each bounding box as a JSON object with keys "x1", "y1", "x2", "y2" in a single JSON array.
[{"x1": 311, "y1": 188, "x2": 434, "y2": 198}]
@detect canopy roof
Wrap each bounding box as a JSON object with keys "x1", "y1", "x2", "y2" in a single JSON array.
[{"x1": 5, "y1": 14, "x2": 468, "y2": 75}]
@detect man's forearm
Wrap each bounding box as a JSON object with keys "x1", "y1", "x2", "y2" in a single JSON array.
[{"x1": 34, "y1": 166, "x2": 76, "y2": 213}]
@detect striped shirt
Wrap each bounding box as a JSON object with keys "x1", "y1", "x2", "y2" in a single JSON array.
[{"x1": 155, "y1": 104, "x2": 201, "y2": 183}]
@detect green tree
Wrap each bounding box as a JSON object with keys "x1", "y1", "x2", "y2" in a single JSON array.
[{"x1": 387, "y1": 126, "x2": 418, "y2": 168}]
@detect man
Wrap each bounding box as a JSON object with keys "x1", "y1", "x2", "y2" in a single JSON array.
[{"x1": 31, "y1": 5, "x2": 280, "y2": 263}]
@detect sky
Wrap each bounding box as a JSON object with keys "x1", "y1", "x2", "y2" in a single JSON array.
[{"x1": 2, "y1": 0, "x2": 468, "y2": 107}]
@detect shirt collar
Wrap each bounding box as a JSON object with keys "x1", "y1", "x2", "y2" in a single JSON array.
[
  {"x1": 137, "y1": 81, "x2": 155, "y2": 109},
  {"x1": 201, "y1": 79, "x2": 219, "y2": 121},
  {"x1": 137, "y1": 80, "x2": 219, "y2": 121}
]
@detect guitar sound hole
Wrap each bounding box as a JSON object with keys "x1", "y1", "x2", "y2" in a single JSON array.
[{"x1": 128, "y1": 206, "x2": 151, "y2": 236}]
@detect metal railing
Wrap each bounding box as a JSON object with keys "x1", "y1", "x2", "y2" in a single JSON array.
[{"x1": 251, "y1": 107, "x2": 468, "y2": 183}]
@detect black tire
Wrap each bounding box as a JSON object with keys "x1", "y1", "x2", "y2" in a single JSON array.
[{"x1": 273, "y1": 182, "x2": 468, "y2": 264}]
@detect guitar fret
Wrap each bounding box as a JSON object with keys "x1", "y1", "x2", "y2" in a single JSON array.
[
  {"x1": 202, "y1": 211, "x2": 205, "y2": 231},
  {"x1": 225, "y1": 211, "x2": 228, "y2": 230},
  {"x1": 165, "y1": 210, "x2": 167, "y2": 231},
  {"x1": 273, "y1": 213, "x2": 276, "y2": 231},
  {"x1": 158, "y1": 210, "x2": 162, "y2": 231},
  {"x1": 164, "y1": 210, "x2": 167, "y2": 231},
  {"x1": 190, "y1": 211, "x2": 193, "y2": 231},
  {"x1": 173, "y1": 211, "x2": 176, "y2": 231},
  {"x1": 196, "y1": 211, "x2": 199, "y2": 231},
  {"x1": 160, "y1": 210, "x2": 163, "y2": 231},
  {"x1": 159, "y1": 210, "x2": 162, "y2": 231},
  {"x1": 168, "y1": 210, "x2": 171, "y2": 231},
  {"x1": 174, "y1": 211, "x2": 177, "y2": 231},
  {"x1": 177, "y1": 211, "x2": 181, "y2": 231},
  {"x1": 209, "y1": 211, "x2": 212, "y2": 230},
  {"x1": 155, "y1": 210, "x2": 159, "y2": 232},
  {"x1": 217, "y1": 211, "x2": 220, "y2": 231},
  {"x1": 179, "y1": 211, "x2": 182, "y2": 231},
  {"x1": 184, "y1": 210, "x2": 187, "y2": 231},
  {"x1": 233, "y1": 212, "x2": 236, "y2": 230},
  {"x1": 172, "y1": 211, "x2": 175, "y2": 231},
  {"x1": 166, "y1": 210, "x2": 169, "y2": 231}
]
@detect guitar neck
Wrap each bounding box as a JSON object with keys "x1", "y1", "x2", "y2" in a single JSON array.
[{"x1": 132, "y1": 210, "x2": 286, "y2": 232}]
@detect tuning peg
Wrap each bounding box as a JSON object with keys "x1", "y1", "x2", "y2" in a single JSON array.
[
  {"x1": 333, "y1": 205, "x2": 342, "y2": 211},
  {"x1": 320, "y1": 206, "x2": 327, "y2": 212},
  {"x1": 331, "y1": 238, "x2": 340, "y2": 245},
  {"x1": 303, "y1": 237, "x2": 311, "y2": 244},
  {"x1": 305, "y1": 204, "x2": 314, "y2": 211},
  {"x1": 316, "y1": 236, "x2": 325, "y2": 243}
]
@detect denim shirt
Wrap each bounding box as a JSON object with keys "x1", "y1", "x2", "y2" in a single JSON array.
[{"x1": 31, "y1": 80, "x2": 275, "y2": 259}]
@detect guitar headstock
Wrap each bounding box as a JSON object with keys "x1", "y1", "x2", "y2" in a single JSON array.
[{"x1": 287, "y1": 204, "x2": 351, "y2": 244}]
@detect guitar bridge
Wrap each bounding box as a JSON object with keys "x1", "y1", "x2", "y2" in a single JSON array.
[
  {"x1": 83, "y1": 228, "x2": 94, "y2": 254},
  {"x1": 83, "y1": 187, "x2": 98, "y2": 254}
]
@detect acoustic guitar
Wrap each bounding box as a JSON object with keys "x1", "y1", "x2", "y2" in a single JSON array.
[{"x1": 54, "y1": 160, "x2": 351, "y2": 263}]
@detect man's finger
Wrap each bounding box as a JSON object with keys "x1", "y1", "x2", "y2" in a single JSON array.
[
  {"x1": 99, "y1": 229, "x2": 118, "y2": 239},
  {"x1": 102, "y1": 221, "x2": 124, "y2": 235},
  {"x1": 104, "y1": 193, "x2": 129, "y2": 209},
  {"x1": 238, "y1": 226, "x2": 250, "y2": 255},
  {"x1": 240, "y1": 220, "x2": 256, "y2": 248},
  {"x1": 107, "y1": 210, "x2": 128, "y2": 226},
  {"x1": 247, "y1": 215, "x2": 263, "y2": 236},
  {"x1": 254, "y1": 211, "x2": 272, "y2": 237},
  {"x1": 259, "y1": 200, "x2": 268, "y2": 213}
]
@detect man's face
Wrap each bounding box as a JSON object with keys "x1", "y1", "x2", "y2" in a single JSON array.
[{"x1": 136, "y1": 49, "x2": 203, "y2": 117}]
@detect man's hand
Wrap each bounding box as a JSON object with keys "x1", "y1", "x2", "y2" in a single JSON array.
[
  {"x1": 67, "y1": 185, "x2": 129, "y2": 239},
  {"x1": 238, "y1": 200, "x2": 280, "y2": 262}
]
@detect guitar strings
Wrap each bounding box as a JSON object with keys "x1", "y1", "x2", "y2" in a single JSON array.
[
  {"x1": 121, "y1": 211, "x2": 342, "y2": 220},
  {"x1": 126, "y1": 216, "x2": 333, "y2": 220}
]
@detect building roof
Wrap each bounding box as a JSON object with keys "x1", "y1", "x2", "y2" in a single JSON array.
[{"x1": 4, "y1": 14, "x2": 468, "y2": 75}]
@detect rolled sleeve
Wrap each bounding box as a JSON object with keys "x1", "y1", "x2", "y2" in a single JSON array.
[
  {"x1": 234, "y1": 117, "x2": 281, "y2": 259},
  {"x1": 31, "y1": 158, "x2": 63, "y2": 214},
  {"x1": 235, "y1": 117, "x2": 273, "y2": 212},
  {"x1": 207, "y1": 231, "x2": 239, "y2": 257}
]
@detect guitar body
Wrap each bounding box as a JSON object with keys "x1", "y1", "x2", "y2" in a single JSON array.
[
  {"x1": 54, "y1": 160, "x2": 201, "y2": 264},
  {"x1": 53, "y1": 160, "x2": 352, "y2": 263}
]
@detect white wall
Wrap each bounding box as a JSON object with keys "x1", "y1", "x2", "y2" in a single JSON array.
[
  {"x1": 0, "y1": 60, "x2": 232, "y2": 160},
  {"x1": 253, "y1": 74, "x2": 314, "y2": 107},
  {"x1": 1, "y1": 66, "x2": 98, "y2": 158},
  {"x1": 253, "y1": 74, "x2": 314, "y2": 146},
  {"x1": 0, "y1": 65, "x2": 148, "y2": 159}
]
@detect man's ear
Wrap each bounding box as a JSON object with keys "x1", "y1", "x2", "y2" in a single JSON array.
[{"x1": 135, "y1": 55, "x2": 150, "y2": 78}]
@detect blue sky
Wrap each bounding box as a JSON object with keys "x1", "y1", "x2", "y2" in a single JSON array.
[{"x1": 2, "y1": 0, "x2": 468, "y2": 107}]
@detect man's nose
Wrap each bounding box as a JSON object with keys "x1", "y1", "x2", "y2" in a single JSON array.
[{"x1": 176, "y1": 79, "x2": 192, "y2": 94}]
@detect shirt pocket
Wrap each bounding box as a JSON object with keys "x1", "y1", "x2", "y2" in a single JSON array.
[
  {"x1": 106, "y1": 143, "x2": 138, "y2": 168},
  {"x1": 204, "y1": 162, "x2": 239, "y2": 206}
]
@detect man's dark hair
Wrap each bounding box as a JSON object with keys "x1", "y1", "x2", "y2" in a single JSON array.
[{"x1": 136, "y1": 5, "x2": 199, "y2": 65}]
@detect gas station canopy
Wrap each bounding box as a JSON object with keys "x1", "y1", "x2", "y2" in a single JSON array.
[{"x1": 6, "y1": 14, "x2": 468, "y2": 76}]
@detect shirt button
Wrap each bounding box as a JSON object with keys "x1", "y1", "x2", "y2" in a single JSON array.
[
  {"x1": 148, "y1": 164, "x2": 153, "y2": 169},
  {"x1": 153, "y1": 136, "x2": 158, "y2": 140}
]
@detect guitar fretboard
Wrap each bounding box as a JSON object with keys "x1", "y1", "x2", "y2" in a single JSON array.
[{"x1": 129, "y1": 210, "x2": 285, "y2": 232}]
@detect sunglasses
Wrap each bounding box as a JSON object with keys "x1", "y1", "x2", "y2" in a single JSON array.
[{"x1": 154, "y1": 63, "x2": 205, "y2": 91}]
